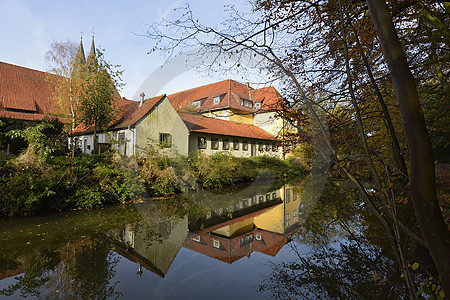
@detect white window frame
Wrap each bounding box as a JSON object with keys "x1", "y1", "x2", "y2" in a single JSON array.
[
  {"x1": 192, "y1": 100, "x2": 201, "y2": 108},
  {"x1": 213, "y1": 239, "x2": 220, "y2": 249}
]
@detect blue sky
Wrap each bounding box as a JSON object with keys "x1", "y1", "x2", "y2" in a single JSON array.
[{"x1": 0, "y1": 0, "x2": 247, "y2": 100}]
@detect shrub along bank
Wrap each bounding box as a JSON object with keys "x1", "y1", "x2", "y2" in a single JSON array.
[{"x1": 0, "y1": 147, "x2": 306, "y2": 216}]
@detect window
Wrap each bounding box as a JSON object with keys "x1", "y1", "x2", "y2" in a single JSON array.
[
  {"x1": 293, "y1": 210, "x2": 297, "y2": 223},
  {"x1": 198, "y1": 137, "x2": 207, "y2": 149},
  {"x1": 293, "y1": 192, "x2": 297, "y2": 201},
  {"x1": 285, "y1": 213, "x2": 291, "y2": 227},
  {"x1": 118, "y1": 133, "x2": 125, "y2": 144},
  {"x1": 259, "y1": 196, "x2": 264, "y2": 203},
  {"x1": 213, "y1": 240, "x2": 220, "y2": 249},
  {"x1": 255, "y1": 233, "x2": 262, "y2": 241},
  {"x1": 233, "y1": 139, "x2": 239, "y2": 150},
  {"x1": 222, "y1": 139, "x2": 230, "y2": 150},
  {"x1": 266, "y1": 194, "x2": 270, "y2": 202},
  {"x1": 159, "y1": 133, "x2": 172, "y2": 147},
  {"x1": 258, "y1": 142, "x2": 264, "y2": 152},
  {"x1": 192, "y1": 236, "x2": 201, "y2": 242},
  {"x1": 192, "y1": 100, "x2": 201, "y2": 108},
  {"x1": 239, "y1": 234, "x2": 254, "y2": 247},
  {"x1": 265, "y1": 144, "x2": 271, "y2": 151},
  {"x1": 255, "y1": 102, "x2": 261, "y2": 109},
  {"x1": 285, "y1": 189, "x2": 291, "y2": 203},
  {"x1": 272, "y1": 192, "x2": 277, "y2": 200},
  {"x1": 213, "y1": 96, "x2": 221, "y2": 105},
  {"x1": 242, "y1": 141, "x2": 248, "y2": 151},
  {"x1": 240, "y1": 98, "x2": 253, "y2": 108},
  {"x1": 272, "y1": 144, "x2": 278, "y2": 152},
  {"x1": 118, "y1": 133, "x2": 126, "y2": 155},
  {"x1": 211, "y1": 138, "x2": 219, "y2": 149}
]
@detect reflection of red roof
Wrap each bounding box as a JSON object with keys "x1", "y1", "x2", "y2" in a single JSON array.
[
  {"x1": 72, "y1": 95, "x2": 165, "y2": 134},
  {"x1": 179, "y1": 112, "x2": 277, "y2": 141},
  {"x1": 253, "y1": 228, "x2": 287, "y2": 257},
  {"x1": 183, "y1": 228, "x2": 287, "y2": 264},
  {"x1": 168, "y1": 79, "x2": 282, "y2": 113},
  {"x1": 0, "y1": 62, "x2": 63, "y2": 121},
  {"x1": 183, "y1": 203, "x2": 287, "y2": 263},
  {"x1": 0, "y1": 266, "x2": 24, "y2": 280}
]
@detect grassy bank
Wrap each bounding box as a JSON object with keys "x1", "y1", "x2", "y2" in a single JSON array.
[{"x1": 0, "y1": 148, "x2": 305, "y2": 216}]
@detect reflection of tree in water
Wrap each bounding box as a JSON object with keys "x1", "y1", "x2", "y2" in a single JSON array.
[
  {"x1": 0, "y1": 248, "x2": 60, "y2": 297},
  {"x1": 258, "y1": 181, "x2": 435, "y2": 299},
  {"x1": 0, "y1": 239, "x2": 121, "y2": 299},
  {"x1": 69, "y1": 240, "x2": 121, "y2": 299},
  {"x1": 259, "y1": 236, "x2": 406, "y2": 299}
]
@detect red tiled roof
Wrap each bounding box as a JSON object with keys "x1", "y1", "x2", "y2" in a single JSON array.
[
  {"x1": 178, "y1": 112, "x2": 277, "y2": 141},
  {"x1": 250, "y1": 86, "x2": 284, "y2": 111},
  {"x1": 183, "y1": 228, "x2": 287, "y2": 264},
  {"x1": 0, "y1": 61, "x2": 64, "y2": 121},
  {"x1": 167, "y1": 79, "x2": 283, "y2": 114},
  {"x1": 72, "y1": 95, "x2": 165, "y2": 134}
]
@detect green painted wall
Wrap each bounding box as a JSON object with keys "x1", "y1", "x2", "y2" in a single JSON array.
[{"x1": 135, "y1": 97, "x2": 190, "y2": 155}]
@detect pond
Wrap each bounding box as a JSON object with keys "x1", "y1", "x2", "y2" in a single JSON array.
[{"x1": 0, "y1": 172, "x2": 433, "y2": 299}]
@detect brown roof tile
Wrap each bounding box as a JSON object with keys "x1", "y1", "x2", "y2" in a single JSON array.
[
  {"x1": 72, "y1": 95, "x2": 165, "y2": 134},
  {"x1": 178, "y1": 112, "x2": 277, "y2": 141},
  {"x1": 0, "y1": 61, "x2": 64, "y2": 121},
  {"x1": 168, "y1": 79, "x2": 283, "y2": 114}
]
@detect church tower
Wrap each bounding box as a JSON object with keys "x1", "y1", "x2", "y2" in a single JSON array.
[
  {"x1": 86, "y1": 36, "x2": 98, "y2": 70},
  {"x1": 72, "y1": 39, "x2": 86, "y2": 78}
]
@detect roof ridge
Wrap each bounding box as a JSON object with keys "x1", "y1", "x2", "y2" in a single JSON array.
[
  {"x1": 0, "y1": 61, "x2": 50, "y2": 76},
  {"x1": 168, "y1": 79, "x2": 250, "y2": 96}
]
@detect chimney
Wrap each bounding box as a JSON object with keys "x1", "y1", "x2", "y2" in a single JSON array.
[{"x1": 139, "y1": 92, "x2": 145, "y2": 107}]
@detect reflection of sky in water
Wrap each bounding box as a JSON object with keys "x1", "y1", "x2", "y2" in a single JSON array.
[{"x1": 112, "y1": 243, "x2": 307, "y2": 299}]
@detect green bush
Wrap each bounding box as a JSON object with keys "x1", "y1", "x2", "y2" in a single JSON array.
[
  {"x1": 0, "y1": 153, "x2": 146, "y2": 215},
  {"x1": 0, "y1": 142, "x2": 306, "y2": 216}
]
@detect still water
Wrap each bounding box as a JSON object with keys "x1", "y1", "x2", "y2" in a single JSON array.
[{"x1": 0, "y1": 173, "x2": 430, "y2": 299}]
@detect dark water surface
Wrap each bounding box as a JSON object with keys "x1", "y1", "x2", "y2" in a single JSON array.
[{"x1": 0, "y1": 173, "x2": 431, "y2": 299}]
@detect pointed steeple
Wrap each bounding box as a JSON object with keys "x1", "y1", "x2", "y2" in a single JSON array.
[
  {"x1": 86, "y1": 35, "x2": 98, "y2": 70},
  {"x1": 72, "y1": 38, "x2": 86, "y2": 78}
]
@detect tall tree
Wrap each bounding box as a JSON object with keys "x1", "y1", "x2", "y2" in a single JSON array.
[
  {"x1": 78, "y1": 49, "x2": 123, "y2": 154},
  {"x1": 366, "y1": 0, "x2": 450, "y2": 292},
  {"x1": 45, "y1": 40, "x2": 86, "y2": 133}
]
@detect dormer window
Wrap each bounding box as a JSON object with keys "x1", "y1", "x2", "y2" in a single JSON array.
[
  {"x1": 213, "y1": 96, "x2": 221, "y2": 105},
  {"x1": 239, "y1": 98, "x2": 253, "y2": 108},
  {"x1": 255, "y1": 102, "x2": 261, "y2": 109},
  {"x1": 192, "y1": 100, "x2": 201, "y2": 108}
]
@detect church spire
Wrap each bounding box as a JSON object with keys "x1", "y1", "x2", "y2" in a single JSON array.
[
  {"x1": 86, "y1": 33, "x2": 98, "y2": 70},
  {"x1": 72, "y1": 37, "x2": 86, "y2": 78}
]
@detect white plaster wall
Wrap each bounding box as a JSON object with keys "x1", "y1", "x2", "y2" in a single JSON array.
[{"x1": 253, "y1": 112, "x2": 283, "y2": 137}]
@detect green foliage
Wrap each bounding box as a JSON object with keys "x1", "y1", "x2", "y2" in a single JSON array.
[
  {"x1": 0, "y1": 137, "x2": 305, "y2": 215},
  {"x1": 0, "y1": 153, "x2": 145, "y2": 215},
  {"x1": 140, "y1": 142, "x2": 197, "y2": 195},
  {"x1": 7, "y1": 122, "x2": 58, "y2": 160},
  {"x1": 189, "y1": 152, "x2": 256, "y2": 188}
]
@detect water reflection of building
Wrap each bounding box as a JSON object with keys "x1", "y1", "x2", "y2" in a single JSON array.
[
  {"x1": 113, "y1": 216, "x2": 188, "y2": 278},
  {"x1": 112, "y1": 182, "x2": 304, "y2": 275},
  {"x1": 184, "y1": 184, "x2": 303, "y2": 263}
]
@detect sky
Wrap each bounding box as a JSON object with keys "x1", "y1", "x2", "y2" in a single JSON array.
[{"x1": 0, "y1": 0, "x2": 250, "y2": 100}]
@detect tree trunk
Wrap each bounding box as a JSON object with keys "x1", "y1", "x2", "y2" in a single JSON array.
[{"x1": 366, "y1": 0, "x2": 450, "y2": 293}]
